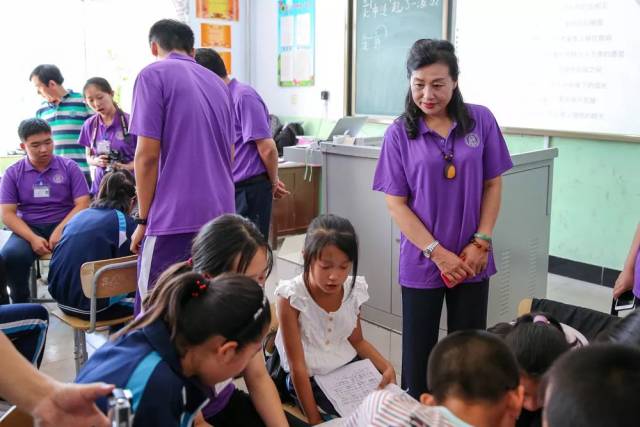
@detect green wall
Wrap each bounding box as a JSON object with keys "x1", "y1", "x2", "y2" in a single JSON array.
[{"x1": 282, "y1": 116, "x2": 640, "y2": 270}]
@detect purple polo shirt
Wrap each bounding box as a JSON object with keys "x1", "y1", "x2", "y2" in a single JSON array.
[
  {"x1": 633, "y1": 249, "x2": 640, "y2": 298},
  {"x1": 130, "y1": 52, "x2": 235, "y2": 235},
  {"x1": 373, "y1": 104, "x2": 513, "y2": 289},
  {"x1": 0, "y1": 155, "x2": 89, "y2": 225},
  {"x1": 228, "y1": 79, "x2": 272, "y2": 183},
  {"x1": 78, "y1": 110, "x2": 137, "y2": 195}
]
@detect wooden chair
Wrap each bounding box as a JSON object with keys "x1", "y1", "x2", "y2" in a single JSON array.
[
  {"x1": 0, "y1": 406, "x2": 32, "y2": 427},
  {"x1": 50, "y1": 255, "x2": 137, "y2": 373},
  {"x1": 29, "y1": 253, "x2": 53, "y2": 303}
]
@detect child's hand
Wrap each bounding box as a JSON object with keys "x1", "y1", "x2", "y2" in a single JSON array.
[{"x1": 378, "y1": 365, "x2": 396, "y2": 389}]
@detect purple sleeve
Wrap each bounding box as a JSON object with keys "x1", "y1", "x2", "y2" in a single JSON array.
[
  {"x1": 372, "y1": 124, "x2": 410, "y2": 196},
  {"x1": 0, "y1": 168, "x2": 19, "y2": 204},
  {"x1": 67, "y1": 162, "x2": 90, "y2": 199},
  {"x1": 77, "y1": 117, "x2": 93, "y2": 150},
  {"x1": 236, "y1": 94, "x2": 272, "y2": 145},
  {"x1": 481, "y1": 108, "x2": 513, "y2": 180},
  {"x1": 129, "y1": 70, "x2": 164, "y2": 141}
]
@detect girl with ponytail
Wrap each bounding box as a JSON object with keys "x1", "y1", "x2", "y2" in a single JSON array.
[
  {"x1": 142, "y1": 214, "x2": 292, "y2": 427},
  {"x1": 76, "y1": 272, "x2": 271, "y2": 427}
]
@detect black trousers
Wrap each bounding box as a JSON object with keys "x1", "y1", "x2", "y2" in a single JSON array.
[
  {"x1": 235, "y1": 174, "x2": 273, "y2": 240},
  {"x1": 401, "y1": 280, "x2": 489, "y2": 399}
]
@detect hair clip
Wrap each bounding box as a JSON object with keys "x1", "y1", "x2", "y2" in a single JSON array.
[
  {"x1": 533, "y1": 314, "x2": 550, "y2": 325},
  {"x1": 253, "y1": 294, "x2": 268, "y2": 320},
  {"x1": 186, "y1": 258, "x2": 193, "y2": 267},
  {"x1": 191, "y1": 278, "x2": 208, "y2": 298}
]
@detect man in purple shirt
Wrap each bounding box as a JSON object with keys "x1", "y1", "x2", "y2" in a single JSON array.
[
  {"x1": 130, "y1": 20, "x2": 235, "y2": 313},
  {"x1": 0, "y1": 118, "x2": 90, "y2": 303},
  {"x1": 194, "y1": 48, "x2": 288, "y2": 239}
]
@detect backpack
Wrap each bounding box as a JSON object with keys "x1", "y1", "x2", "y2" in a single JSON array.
[{"x1": 274, "y1": 122, "x2": 305, "y2": 157}]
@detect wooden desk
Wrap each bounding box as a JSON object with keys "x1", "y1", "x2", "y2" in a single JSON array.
[{"x1": 270, "y1": 163, "x2": 321, "y2": 247}]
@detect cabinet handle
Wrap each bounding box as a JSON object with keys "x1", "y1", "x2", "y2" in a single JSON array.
[{"x1": 394, "y1": 238, "x2": 400, "y2": 243}]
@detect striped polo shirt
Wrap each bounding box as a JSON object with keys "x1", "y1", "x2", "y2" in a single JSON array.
[
  {"x1": 36, "y1": 90, "x2": 92, "y2": 174},
  {"x1": 345, "y1": 388, "x2": 472, "y2": 427}
]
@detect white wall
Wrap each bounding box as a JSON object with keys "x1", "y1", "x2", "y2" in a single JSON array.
[{"x1": 249, "y1": 0, "x2": 348, "y2": 119}]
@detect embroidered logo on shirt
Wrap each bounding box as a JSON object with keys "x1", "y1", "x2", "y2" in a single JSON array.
[
  {"x1": 465, "y1": 133, "x2": 481, "y2": 148},
  {"x1": 115, "y1": 130, "x2": 125, "y2": 141},
  {"x1": 52, "y1": 173, "x2": 65, "y2": 184}
]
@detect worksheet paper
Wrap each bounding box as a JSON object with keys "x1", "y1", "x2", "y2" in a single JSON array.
[{"x1": 314, "y1": 359, "x2": 382, "y2": 417}]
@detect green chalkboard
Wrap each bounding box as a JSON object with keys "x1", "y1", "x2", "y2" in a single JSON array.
[{"x1": 353, "y1": 0, "x2": 447, "y2": 117}]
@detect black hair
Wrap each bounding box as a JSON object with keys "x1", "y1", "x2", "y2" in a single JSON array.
[
  {"x1": 427, "y1": 330, "x2": 520, "y2": 403},
  {"x1": 598, "y1": 310, "x2": 640, "y2": 347},
  {"x1": 489, "y1": 312, "x2": 571, "y2": 378},
  {"x1": 91, "y1": 170, "x2": 136, "y2": 214},
  {"x1": 18, "y1": 118, "x2": 51, "y2": 142},
  {"x1": 29, "y1": 64, "x2": 64, "y2": 85},
  {"x1": 142, "y1": 214, "x2": 273, "y2": 306},
  {"x1": 120, "y1": 272, "x2": 270, "y2": 353},
  {"x1": 194, "y1": 48, "x2": 228, "y2": 78},
  {"x1": 543, "y1": 344, "x2": 640, "y2": 427},
  {"x1": 148, "y1": 19, "x2": 194, "y2": 54},
  {"x1": 83, "y1": 77, "x2": 114, "y2": 97},
  {"x1": 303, "y1": 214, "x2": 359, "y2": 291},
  {"x1": 402, "y1": 39, "x2": 474, "y2": 139}
]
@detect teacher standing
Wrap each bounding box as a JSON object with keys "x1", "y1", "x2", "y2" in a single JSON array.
[{"x1": 372, "y1": 39, "x2": 513, "y2": 398}]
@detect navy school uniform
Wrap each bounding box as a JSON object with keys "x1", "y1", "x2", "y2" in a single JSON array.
[
  {"x1": 47, "y1": 208, "x2": 135, "y2": 317},
  {"x1": 76, "y1": 319, "x2": 209, "y2": 426}
]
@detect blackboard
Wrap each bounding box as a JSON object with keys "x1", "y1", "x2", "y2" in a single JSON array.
[{"x1": 353, "y1": 0, "x2": 447, "y2": 117}]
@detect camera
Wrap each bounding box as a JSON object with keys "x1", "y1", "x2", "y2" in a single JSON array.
[
  {"x1": 105, "y1": 149, "x2": 122, "y2": 173},
  {"x1": 108, "y1": 388, "x2": 134, "y2": 427}
]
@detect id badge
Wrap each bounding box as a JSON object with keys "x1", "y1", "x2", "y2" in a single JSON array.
[
  {"x1": 97, "y1": 140, "x2": 111, "y2": 155},
  {"x1": 33, "y1": 184, "x2": 50, "y2": 198}
]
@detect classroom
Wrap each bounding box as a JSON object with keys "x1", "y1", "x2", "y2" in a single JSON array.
[{"x1": 0, "y1": 0, "x2": 639, "y2": 426}]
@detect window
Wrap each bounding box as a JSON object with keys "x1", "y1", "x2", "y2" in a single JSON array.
[{"x1": 1, "y1": 0, "x2": 178, "y2": 154}]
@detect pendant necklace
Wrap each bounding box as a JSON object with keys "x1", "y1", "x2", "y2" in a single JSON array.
[{"x1": 435, "y1": 136, "x2": 456, "y2": 180}]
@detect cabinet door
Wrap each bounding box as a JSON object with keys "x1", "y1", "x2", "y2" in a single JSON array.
[{"x1": 324, "y1": 153, "x2": 392, "y2": 313}]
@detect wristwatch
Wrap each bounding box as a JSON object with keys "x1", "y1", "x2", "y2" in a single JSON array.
[
  {"x1": 422, "y1": 240, "x2": 440, "y2": 259},
  {"x1": 134, "y1": 216, "x2": 147, "y2": 226}
]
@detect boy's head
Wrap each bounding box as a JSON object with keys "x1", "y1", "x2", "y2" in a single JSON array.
[
  {"x1": 422, "y1": 330, "x2": 524, "y2": 427},
  {"x1": 148, "y1": 19, "x2": 194, "y2": 57},
  {"x1": 543, "y1": 344, "x2": 640, "y2": 427},
  {"x1": 18, "y1": 118, "x2": 53, "y2": 166},
  {"x1": 194, "y1": 48, "x2": 228, "y2": 79}
]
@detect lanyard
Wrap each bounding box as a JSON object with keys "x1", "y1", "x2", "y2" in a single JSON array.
[{"x1": 91, "y1": 110, "x2": 129, "y2": 148}]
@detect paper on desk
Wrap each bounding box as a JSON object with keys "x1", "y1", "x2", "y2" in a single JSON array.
[{"x1": 314, "y1": 359, "x2": 382, "y2": 417}]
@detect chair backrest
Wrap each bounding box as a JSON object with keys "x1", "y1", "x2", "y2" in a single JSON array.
[
  {"x1": 0, "y1": 406, "x2": 33, "y2": 427},
  {"x1": 80, "y1": 255, "x2": 138, "y2": 299},
  {"x1": 527, "y1": 298, "x2": 621, "y2": 341}
]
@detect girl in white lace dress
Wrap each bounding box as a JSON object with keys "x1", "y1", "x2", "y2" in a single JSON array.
[{"x1": 275, "y1": 214, "x2": 395, "y2": 424}]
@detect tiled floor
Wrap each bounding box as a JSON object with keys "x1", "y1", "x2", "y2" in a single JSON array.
[{"x1": 33, "y1": 264, "x2": 617, "y2": 384}]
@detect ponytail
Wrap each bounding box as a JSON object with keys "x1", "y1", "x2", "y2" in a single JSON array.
[
  {"x1": 118, "y1": 272, "x2": 271, "y2": 354},
  {"x1": 91, "y1": 170, "x2": 136, "y2": 214}
]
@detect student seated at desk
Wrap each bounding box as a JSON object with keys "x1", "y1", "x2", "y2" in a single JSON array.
[
  {"x1": 345, "y1": 330, "x2": 524, "y2": 427},
  {"x1": 76, "y1": 273, "x2": 272, "y2": 427},
  {"x1": 47, "y1": 170, "x2": 136, "y2": 320},
  {"x1": 0, "y1": 118, "x2": 90, "y2": 303}
]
